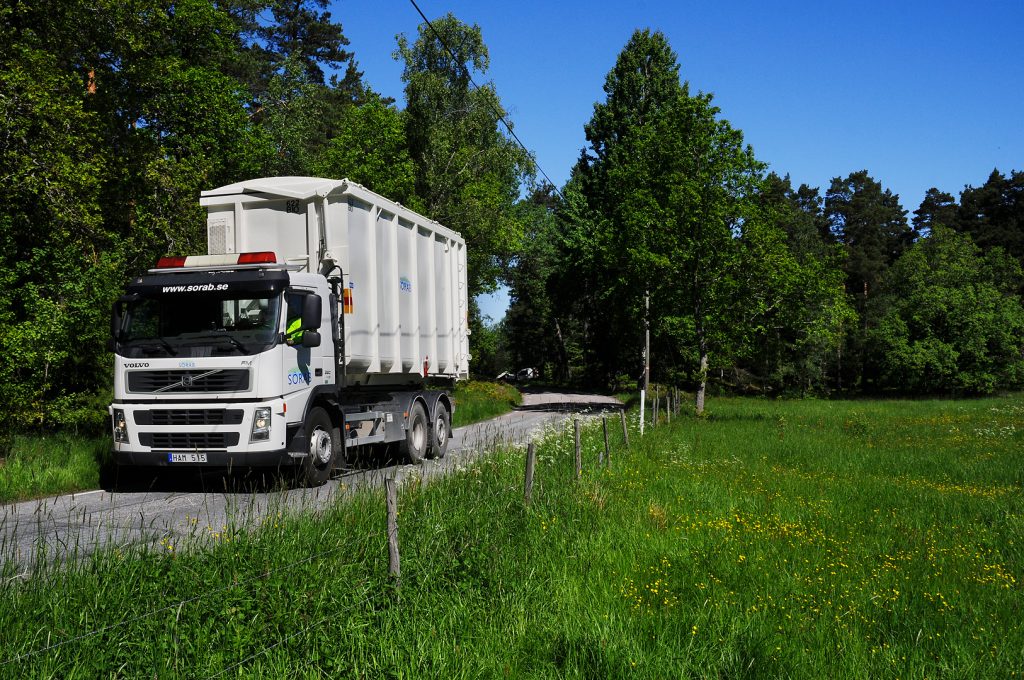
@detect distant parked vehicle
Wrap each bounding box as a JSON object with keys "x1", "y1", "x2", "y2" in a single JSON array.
[{"x1": 516, "y1": 367, "x2": 537, "y2": 382}]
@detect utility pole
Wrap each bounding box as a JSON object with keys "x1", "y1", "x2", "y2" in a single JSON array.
[{"x1": 640, "y1": 290, "x2": 650, "y2": 436}]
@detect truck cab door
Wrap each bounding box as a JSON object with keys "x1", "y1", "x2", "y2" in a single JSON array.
[{"x1": 283, "y1": 291, "x2": 319, "y2": 393}]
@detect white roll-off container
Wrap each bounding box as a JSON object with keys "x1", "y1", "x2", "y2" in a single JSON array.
[{"x1": 200, "y1": 176, "x2": 470, "y2": 383}]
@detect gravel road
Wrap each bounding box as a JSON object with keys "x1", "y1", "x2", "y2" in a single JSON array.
[{"x1": 0, "y1": 391, "x2": 621, "y2": 570}]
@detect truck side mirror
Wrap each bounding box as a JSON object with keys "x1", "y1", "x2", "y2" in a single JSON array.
[
  {"x1": 302, "y1": 294, "x2": 322, "y2": 331},
  {"x1": 301, "y1": 331, "x2": 321, "y2": 348}
]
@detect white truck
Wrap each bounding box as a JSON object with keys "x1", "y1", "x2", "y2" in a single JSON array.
[{"x1": 109, "y1": 177, "x2": 470, "y2": 485}]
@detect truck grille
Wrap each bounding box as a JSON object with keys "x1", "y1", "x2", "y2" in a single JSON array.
[
  {"x1": 134, "y1": 409, "x2": 244, "y2": 426},
  {"x1": 138, "y1": 432, "x2": 240, "y2": 450},
  {"x1": 127, "y1": 369, "x2": 250, "y2": 393}
]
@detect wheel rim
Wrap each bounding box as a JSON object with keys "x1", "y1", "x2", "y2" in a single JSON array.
[
  {"x1": 412, "y1": 419, "x2": 426, "y2": 452},
  {"x1": 435, "y1": 414, "x2": 448, "y2": 448},
  {"x1": 309, "y1": 427, "x2": 332, "y2": 466}
]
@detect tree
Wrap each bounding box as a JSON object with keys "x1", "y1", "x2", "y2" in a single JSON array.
[
  {"x1": 257, "y1": 0, "x2": 355, "y2": 85},
  {"x1": 562, "y1": 30, "x2": 686, "y2": 387},
  {"x1": 825, "y1": 170, "x2": 915, "y2": 302},
  {"x1": 956, "y1": 169, "x2": 1024, "y2": 263},
  {"x1": 760, "y1": 173, "x2": 832, "y2": 260},
  {"x1": 226, "y1": 0, "x2": 370, "y2": 176},
  {"x1": 396, "y1": 13, "x2": 534, "y2": 299},
  {"x1": 311, "y1": 98, "x2": 421, "y2": 209},
  {"x1": 256, "y1": 53, "x2": 331, "y2": 176},
  {"x1": 624, "y1": 91, "x2": 766, "y2": 413},
  {"x1": 824, "y1": 170, "x2": 915, "y2": 388},
  {"x1": 0, "y1": 0, "x2": 269, "y2": 428},
  {"x1": 0, "y1": 33, "x2": 111, "y2": 428},
  {"x1": 750, "y1": 175, "x2": 854, "y2": 393},
  {"x1": 563, "y1": 29, "x2": 828, "y2": 411},
  {"x1": 871, "y1": 226, "x2": 1024, "y2": 393},
  {"x1": 913, "y1": 188, "x2": 958, "y2": 236},
  {"x1": 581, "y1": 30, "x2": 682, "y2": 168}
]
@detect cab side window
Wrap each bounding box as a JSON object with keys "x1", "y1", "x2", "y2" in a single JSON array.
[{"x1": 285, "y1": 293, "x2": 305, "y2": 344}]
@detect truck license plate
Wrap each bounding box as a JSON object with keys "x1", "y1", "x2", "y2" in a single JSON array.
[{"x1": 167, "y1": 453, "x2": 208, "y2": 463}]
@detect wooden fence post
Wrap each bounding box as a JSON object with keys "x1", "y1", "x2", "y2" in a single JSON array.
[
  {"x1": 620, "y1": 409, "x2": 629, "y2": 448},
  {"x1": 524, "y1": 442, "x2": 536, "y2": 504},
  {"x1": 654, "y1": 387, "x2": 659, "y2": 427},
  {"x1": 602, "y1": 417, "x2": 610, "y2": 467},
  {"x1": 574, "y1": 419, "x2": 582, "y2": 479},
  {"x1": 385, "y1": 478, "x2": 400, "y2": 586}
]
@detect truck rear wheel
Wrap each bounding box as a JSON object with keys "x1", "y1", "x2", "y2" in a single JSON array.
[
  {"x1": 401, "y1": 402, "x2": 429, "y2": 464},
  {"x1": 300, "y1": 407, "x2": 336, "y2": 487},
  {"x1": 428, "y1": 402, "x2": 450, "y2": 460}
]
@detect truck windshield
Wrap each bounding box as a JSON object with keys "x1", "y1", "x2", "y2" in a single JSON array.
[{"x1": 120, "y1": 292, "x2": 282, "y2": 357}]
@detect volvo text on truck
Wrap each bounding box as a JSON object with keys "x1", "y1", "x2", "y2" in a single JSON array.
[{"x1": 108, "y1": 177, "x2": 470, "y2": 486}]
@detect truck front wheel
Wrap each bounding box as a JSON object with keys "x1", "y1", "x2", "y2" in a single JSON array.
[
  {"x1": 300, "y1": 407, "x2": 336, "y2": 487},
  {"x1": 401, "y1": 402, "x2": 429, "y2": 464}
]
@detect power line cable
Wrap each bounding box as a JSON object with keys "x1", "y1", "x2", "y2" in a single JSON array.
[{"x1": 406, "y1": 0, "x2": 565, "y2": 200}]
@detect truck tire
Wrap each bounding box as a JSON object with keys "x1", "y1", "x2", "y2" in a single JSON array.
[
  {"x1": 428, "y1": 402, "x2": 451, "y2": 460},
  {"x1": 300, "y1": 407, "x2": 336, "y2": 487},
  {"x1": 401, "y1": 402, "x2": 429, "y2": 464}
]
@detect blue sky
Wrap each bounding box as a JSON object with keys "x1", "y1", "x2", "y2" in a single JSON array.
[{"x1": 332, "y1": 0, "x2": 1024, "y2": 321}]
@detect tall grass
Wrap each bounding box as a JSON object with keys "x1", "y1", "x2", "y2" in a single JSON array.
[
  {"x1": 0, "y1": 435, "x2": 109, "y2": 504},
  {"x1": 0, "y1": 396, "x2": 1020, "y2": 677},
  {"x1": 450, "y1": 379, "x2": 521, "y2": 426}
]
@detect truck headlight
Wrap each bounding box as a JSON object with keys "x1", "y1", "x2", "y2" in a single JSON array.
[
  {"x1": 250, "y1": 407, "x2": 272, "y2": 442},
  {"x1": 112, "y1": 409, "x2": 129, "y2": 443}
]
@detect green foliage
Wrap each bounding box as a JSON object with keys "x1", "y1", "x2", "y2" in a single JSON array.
[
  {"x1": 466, "y1": 314, "x2": 510, "y2": 379},
  {"x1": 0, "y1": 36, "x2": 113, "y2": 429},
  {"x1": 256, "y1": 53, "x2": 332, "y2": 176},
  {"x1": 0, "y1": 0, "x2": 365, "y2": 429},
  {"x1": 311, "y1": 98, "x2": 421, "y2": 209},
  {"x1": 824, "y1": 171, "x2": 916, "y2": 389},
  {"x1": 749, "y1": 174, "x2": 855, "y2": 393},
  {"x1": 2, "y1": 0, "x2": 1022, "y2": 433},
  {"x1": 504, "y1": 184, "x2": 565, "y2": 380},
  {"x1": 449, "y1": 379, "x2": 521, "y2": 427},
  {"x1": 871, "y1": 226, "x2": 1024, "y2": 393},
  {"x1": 563, "y1": 29, "x2": 821, "y2": 407}
]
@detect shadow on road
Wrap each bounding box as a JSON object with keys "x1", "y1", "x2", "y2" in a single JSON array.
[
  {"x1": 99, "y1": 464, "x2": 288, "y2": 495},
  {"x1": 99, "y1": 444, "x2": 409, "y2": 495},
  {"x1": 513, "y1": 402, "x2": 623, "y2": 414}
]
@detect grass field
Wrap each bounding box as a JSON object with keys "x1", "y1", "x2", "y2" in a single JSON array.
[{"x1": 0, "y1": 396, "x2": 1020, "y2": 677}]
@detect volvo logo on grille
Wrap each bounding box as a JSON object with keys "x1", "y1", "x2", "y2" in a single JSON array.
[{"x1": 181, "y1": 375, "x2": 194, "y2": 389}]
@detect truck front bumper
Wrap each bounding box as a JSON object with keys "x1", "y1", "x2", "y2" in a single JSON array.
[{"x1": 112, "y1": 447, "x2": 296, "y2": 468}]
